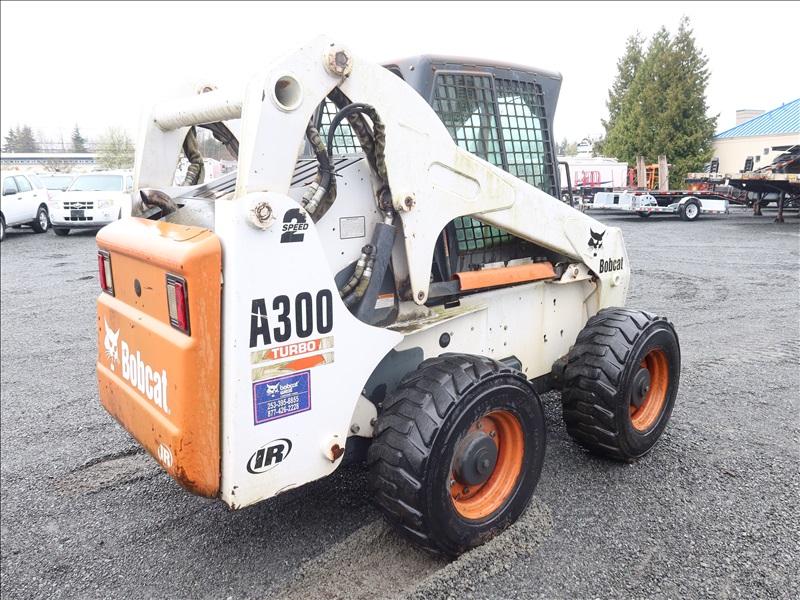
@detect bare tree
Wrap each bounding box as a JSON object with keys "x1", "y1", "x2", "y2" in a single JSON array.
[{"x1": 97, "y1": 127, "x2": 135, "y2": 169}]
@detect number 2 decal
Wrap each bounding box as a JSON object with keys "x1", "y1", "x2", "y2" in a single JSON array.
[{"x1": 249, "y1": 290, "x2": 333, "y2": 348}]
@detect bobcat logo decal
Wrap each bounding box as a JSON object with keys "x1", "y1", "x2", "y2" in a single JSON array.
[
  {"x1": 588, "y1": 229, "x2": 605, "y2": 257},
  {"x1": 104, "y1": 317, "x2": 120, "y2": 371}
]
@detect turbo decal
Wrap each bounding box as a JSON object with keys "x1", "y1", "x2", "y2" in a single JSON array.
[
  {"x1": 253, "y1": 371, "x2": 311, "y2": 424},
  {"x1": 251, "y1": 336, "x2": 334, "y2": 364},
  {"x1": 251, "y1": 352, "x2": 334, "y2": 382},
  {"x1": 250, "y1": 334, "x2": 335, "y2": 380}
]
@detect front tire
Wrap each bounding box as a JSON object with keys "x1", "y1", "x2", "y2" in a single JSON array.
[
  {"x1": 53, "y1": 227, "x2": 70, "y2": 237},
  {"x1": 368, "y1": 354, "x2": 546, "y2": 557},
  {"x1": 31, "y1": 206, "x2": 50, "y2": 233},
  {"x1": 0, "y1": 215, "x2": 6, "y2": 242},
  {"x1": 561, "y1": 308, "x2": 680, "y2": 461}
]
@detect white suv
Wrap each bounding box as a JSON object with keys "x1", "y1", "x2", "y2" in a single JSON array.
[
  {"x1": 1, "y1": 171, "x2": 51, "y2": 242},
  {"x1": 49, "y1": 171, "x2": 134, "y2": 236}
]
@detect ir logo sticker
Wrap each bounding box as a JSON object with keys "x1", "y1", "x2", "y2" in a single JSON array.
[
  {"x1": 247, "y1": 438, "x2": 292, "y2": 474},
  {"x1": 157, "y1": 443, "x2": 173, "y2": 468}
]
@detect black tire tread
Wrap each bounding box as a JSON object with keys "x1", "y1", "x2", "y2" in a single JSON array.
[
  {"x1": 561, "y1": 307, "x2": 676, "y2": 460},
  {"x1": 367, "y1": 354, "x2": 522, "y2": 555},
  {"x1": 31, "y1": 206, "x2": 49, "y2": 233}
]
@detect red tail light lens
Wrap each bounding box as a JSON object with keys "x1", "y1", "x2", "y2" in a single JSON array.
[
  {"x1": 98, "y1": 251, "x2": 114, "y2": 295},
  {"x1": 166, "y1": 274, "x2": 190, "y2": 334}
]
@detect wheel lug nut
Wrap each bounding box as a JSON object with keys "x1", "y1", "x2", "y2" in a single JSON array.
[
  {"x1": 477, "y1": 421, "x2": 483, "y2": 429},
  {"x1": 463, "y1": 487, "x2": 470, "y2": 495},
  {"x1": 489, "y1": 430, "x2": 496, "y2": 438}
]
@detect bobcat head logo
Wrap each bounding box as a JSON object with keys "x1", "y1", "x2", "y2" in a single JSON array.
[
  {"x1": 265, "y1": 383, "x2": 280, "y2": 397},
  {"x1": 104, "y1": 317, "x2": 120, "y2": 371},
  {"x1": 588, "y1": 229, "x2": 605, "y2": 256}
]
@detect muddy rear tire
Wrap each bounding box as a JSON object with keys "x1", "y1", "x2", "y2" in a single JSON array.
[
  {"x1": 561, "y1": 307, "x2": 680, "y2": 461},
  {"x1": 367, "y1": 353, "x2": 546, "y2": 557}
]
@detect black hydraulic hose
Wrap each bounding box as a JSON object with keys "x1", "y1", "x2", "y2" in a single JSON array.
[
  {"x1": 201, "y1": 122, "x2": 239, "y2": 159},
  {"x1": 303, "y1": 124, "x2": 334, "y2": 215},
  {"x1": 326, "y1": 103, "x2": 389, "y2": 185},
  {"x1": 181, "y1": 126, "x2": 205, "y2": 186}
]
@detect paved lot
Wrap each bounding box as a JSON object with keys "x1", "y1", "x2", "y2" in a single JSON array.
[{"x1": 1, "y1": 205, "x2": 798, "y2": 599}]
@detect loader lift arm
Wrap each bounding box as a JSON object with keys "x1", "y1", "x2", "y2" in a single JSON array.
[{"x1": 134, "y1": 35, "x2": 628, "y2": 314}]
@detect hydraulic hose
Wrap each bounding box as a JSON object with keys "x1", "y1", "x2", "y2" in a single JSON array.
[
  {"x1": 339, "y1": 244, "x2": 374, "y2": 298},
  {"x1": 181, "y1": 126, "x2": 205, "y2": 186},
  {"x1": 302, "y1": 124, "x2": 336, "y2": 217}
]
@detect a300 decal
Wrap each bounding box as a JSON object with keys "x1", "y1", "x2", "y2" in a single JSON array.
[{"x1": 249, "y1": 290, "x2": 333, "y2": 348}]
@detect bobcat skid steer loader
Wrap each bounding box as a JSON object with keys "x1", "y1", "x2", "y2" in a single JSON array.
[{"x1": 95, "y1": 35, "x2": 681, "y2": 558}]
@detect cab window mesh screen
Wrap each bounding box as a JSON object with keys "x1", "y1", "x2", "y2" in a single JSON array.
[
  {"x1": 433, "y1": 74, "x2": 503, "y2": 167},
  {"x1": 453, "y1": 216, "x2": 513, "y2": 253},
  {"x1": 496, "y1": 78, "x2": 556, "y2": 195},
  {"x1": 318, "y1": 100, "x2": 362, "y2": 155}
]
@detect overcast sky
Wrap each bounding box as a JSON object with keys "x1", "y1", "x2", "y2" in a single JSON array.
[{"x1": 1, "y1": 1, "x2": 797, "y2": 149}]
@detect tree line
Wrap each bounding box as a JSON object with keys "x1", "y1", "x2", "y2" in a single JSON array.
[
  {"x1": 3, "y1": 123, "x2": 135, "y2": 170},
  {"x1": 3, "y1": 123, "x2": 233, "y2": 171}
]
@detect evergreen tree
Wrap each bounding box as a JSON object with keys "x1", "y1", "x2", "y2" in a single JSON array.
[
  {"x1": 16, "y1": 125, "x2": 40, "y2": 152},
  {"x1": 71, "y1": 124, "x2": 88, "y2": 153},
  {"x1": 602, "y1": 31, "x2": 645, "y2": 133},
  {"x1": 600, "y1": 16, "x2": 717, "y2": 188},
  {"x1": 97, "y1": 127, "x2": 135, "y2": 169},
  {"x1": 3, "y1": 127, "x2": 18, "y2": 152},
  {"x1": 3, "y1": 125, "x2": 40, "y2": 153}
]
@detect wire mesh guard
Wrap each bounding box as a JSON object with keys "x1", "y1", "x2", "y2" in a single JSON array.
[{"x1": 316, "y1": 67, "x2": 557, "y2": 260}]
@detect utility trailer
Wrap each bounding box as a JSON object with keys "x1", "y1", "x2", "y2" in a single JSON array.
[
  {"x1": 588, "y1": 190, "x2": 728, "y2": 221},
  {"x1": 687, "y1": 150, "x2": 799, "y2": 222}
]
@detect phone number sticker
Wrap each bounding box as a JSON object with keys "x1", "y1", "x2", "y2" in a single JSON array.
[{"x1": 253, "y1": 371, "x2": 311, "y2": 424}]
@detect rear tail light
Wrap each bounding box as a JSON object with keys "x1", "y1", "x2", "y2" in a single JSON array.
[
  {"x1": 98, "y1": 251, "x2": 114, "y2": 295},
  {"x1": 166, "y1": 274, "x2": 190, "y2": 334}
]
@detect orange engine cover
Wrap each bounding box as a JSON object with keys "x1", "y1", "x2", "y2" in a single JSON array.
[{"x1": 96, "y1": 218, "x2": 221, "y2": 498}]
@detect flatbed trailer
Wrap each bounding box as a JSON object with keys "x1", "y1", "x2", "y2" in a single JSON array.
[
  {"x1": 686, "y1": 171, "x2": 799, "y2": 206},
  {"x1": 587, "y1": 191, "x2": 729, "y2": 221},
  {"x1": 573, "y1": 185, "x2": 741, "y2": 206}
]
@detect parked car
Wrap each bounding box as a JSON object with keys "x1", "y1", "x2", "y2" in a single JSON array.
[
  {"x1": 49, "y1": 171, "x2": 134, "y2": 236},
  {"x1": 1, "y1": 171, "x2": 51, "y2": 242},
  {"x1": 36, "y1": 172, "x2": 77, "y2": 201}
]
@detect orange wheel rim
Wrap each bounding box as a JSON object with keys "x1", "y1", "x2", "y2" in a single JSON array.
[
  {"x1": 449, "y1": 410, "x2": 524, "y2": 520},
  {"x1": 630, "y1": 348, "x2": 669, "y2": 431}
]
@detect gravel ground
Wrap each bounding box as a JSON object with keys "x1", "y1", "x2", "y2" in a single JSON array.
[{"x1": 1, "y1": 204, "x2": 798, "y2": 600}]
